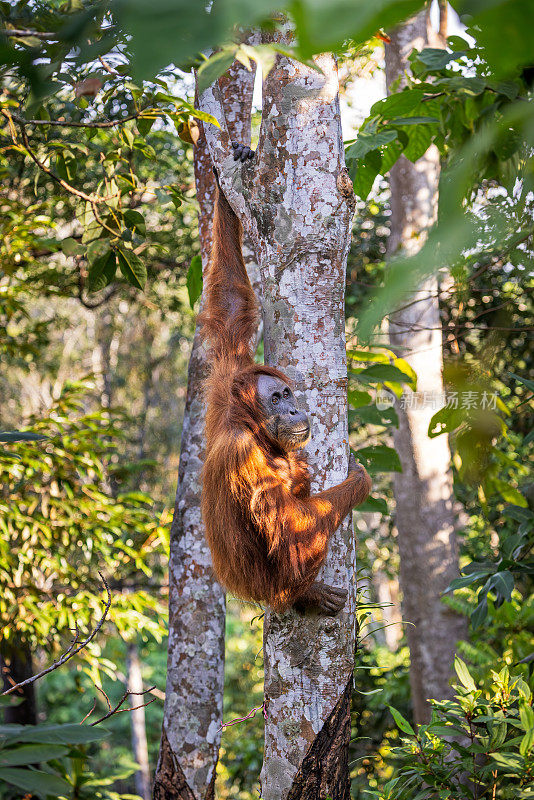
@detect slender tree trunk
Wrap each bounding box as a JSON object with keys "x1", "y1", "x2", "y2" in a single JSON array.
[
  {"x1": 1, "y1": 639, "x2": 37, "y2": 725},
  {"x1": 152, "y1": 55, "x2": 257, "y2": 800},
  {"x1": 200, "y1": 30, "x2": 357, "y2": 799},
  {"x1": 95, "y1": 307, "x2": 115, "y2": 411},
  {"x1": 127, "y1": 642, "x2": 151, "y2": 800},
  {"x1": 385, "y1": 11, "x2": 468, "y2": 724}
]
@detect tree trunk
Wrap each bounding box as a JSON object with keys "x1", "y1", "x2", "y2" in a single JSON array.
[
  {"x1": 1, "y1": 639, "x2": 37, "y2": 725},
  {"x1": 127, "y1": 642, "x2": 151, "y2": 800},
  {"x1": 152, "y1": 56, "x2": 257, "y2": 800},
  {"x1": 199, "y1": 30, "x2": 357, "y2": 799},
  {"x1": 385, "y1": 11, "x2": 468, "y2": 724}
]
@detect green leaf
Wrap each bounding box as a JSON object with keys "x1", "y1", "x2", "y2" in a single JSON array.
[
  {"x1": 392, "y1": 358, "x2": 417, "y2": 390},
  {"x1": 504, "y1": 505, "x2": 533, "y2": 523},
  {"x1": 355, "y1": 364, "x2": 414, "y2": 385},
  {"x1": 445, "y1": 573, "x2": 487, "y2": 592},
  {"x1": 0, "y1": 767, "x2": 71, "y2": 796},
  {"x1": 55, "y1": 150, "x2": 77, "y2": 181},
  {"x1": 519, "y1": 704, "x2": 534, "y2": 733},
  {"x1": 488, "y1": 571, "x2": 514, "y2": 602},
  {"x1": 417, "y1": 48, "x2": 466, "y2": 70},
  {"x1": 465, "y1": 0, "x2": 534, "y2": 80},
  {"x1": 388, "y1": 705, "x2": 415, "y2": 735},
  {"x1": 509, "y1": 372, "x2": 534, "y2": 393},
  {"x1": 428, "y1": 405, "x2": 465, "y2": 438},
  {"x1": 186, "y1": 254, "x2": 203, "y2": 308},
  {"x1": 493, "y1": 479, "x2": 528, "y2": 507},
  {"x1": 380, "y1": 137, "x2": 404, "y2": 173},
  {"x1": 0, "y1": 431, "x2": 47, "y2": 442},
  {"x1": 196, "y1": 47, "x2": 237, "y2": 94},
  {"x1": 292, "y1": 0, "x2": 425, "y2": 59},
  {"x1": 471, "y1": 596, "x2": 489, "y2": 629},
  {"x1": 351, "y1": 158, "x2": 380, "y2": 200},
  {"x1": 345, "y1": 129, "x2": 398, "y2": 161},
  {"x1": 350, "y1": 404, "x2": 398, "y2": 427},
  {"x1": 370, "y1": 89, "x2": 425, "y2": 119},
  {"x1": 123, "y1": 209, "x2": 146, "y2": 236},
  {"x1": 348, "y1": 348, "x2": 395, "y2": 363},
  {"x1": 0, "y1": 723, "x2": 110, "y2": 746},
  {"x1": 520, "y1": 727, "x2": 534, "y2": 756},
  {"x1": 0, "y1": 744, "x2": 69, "y2": 766},
  {"x1": 137, "y1": 115, "x2": 155, "y2": 136},
  {"x1": 389, "y1": 116, "x2": 439, "y2": 126},
  {"x1": 120, "y1": 127, "x2": 135, "y2": 148},
  {"x1": 358, "y1": 496, "x2": 388, "y2": 514},
  {"x1": 61, "y1": 237, "x2": 84, "y2": 256},
  {"x1": 347, "y1": 389, "x2": 373, "y2": 408},
  {"x1": 357, "y1": 445, "x2": 402, "y2": 474},
  {"x1": 237, "y1": 42, "x2": 278, "y2": 79},
  {"x1": 87, "y1": 250, "x2": 117, "y2": 293},
  {"x1": 454, "y1": 657, "x2": 476, "y2": 692},
  {"x1": 519, "y1": 704, "x2": 534, "y2": 755},
  {"x1": 491, "y1": 752, "x2": 524, "y2": 772},
  {"x1": 402, "y1": 123, "x2": 432, "y2": 162},
  {"x1": 117, "y1": 248, "x2": 147, "y2": 290}
]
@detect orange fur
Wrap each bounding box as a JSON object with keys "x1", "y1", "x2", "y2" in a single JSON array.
[{"x1": 199, "y1": 179, "x2": 371, "y2": 612}]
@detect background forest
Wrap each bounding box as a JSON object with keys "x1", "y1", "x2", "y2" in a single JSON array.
[{"x1": 0, "y1": 1, "x2": 532, "y2": 799}]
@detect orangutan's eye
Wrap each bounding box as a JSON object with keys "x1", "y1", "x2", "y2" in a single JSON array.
[
  {"x1": 271, "y1": 393, "x2": 280, "y2": 405},
  {"x1": 283, "y1": 388, "x2": 290, "y2": 398}
]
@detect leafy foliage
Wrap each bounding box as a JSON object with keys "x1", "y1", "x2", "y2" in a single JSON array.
[
  {"x1": 348, "y1": 346, "x2": 415, "y2": 513},
  {"x1": 0, "y1": 713, "x2": 140, "y2": 800},
  {"x1": 0, "y1": 1, "x2": 209, "y2": 293},
  {"x1": 0, "y1": 381, "x2": 166, "y2": 664},
  {"x1": 372, "y1": 661, "x2": 534, "y2": 800},
  {"x1": 346, "y1": 28, "x2": 534, "y2": 339}
]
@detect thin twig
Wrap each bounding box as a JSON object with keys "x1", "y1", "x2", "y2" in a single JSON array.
[
  {"x1": 2, "y1": 574, "x2": 112, "y2": 696},
  {"x1": 7, "y1": 112, "x2": 124, "y2": 235},
  {"x1": 5, "y1": 110, "x2": 176, "y2": 246},
  {"x1": 89, "y1": 685, "x2": 156, "y2": 726},
  {"x1": 99, "y1": 57, "x2": 120, "y2": 76},
  {"x1": 95, "y1": 683, "x2": 112, "y2": 711},
  {"x1": 390, "y1": 321, "x2": 534, "y2": 333},
  {"x1": 10, "y1": 110, "x2": 154, "y2": 130},
  {"x1": 80, "y1": 698, "x2": 97, "y2": 725},
  {"x1": 3, "y1": 28, "x2": 58, "y2": 39},
  {"x1": 13, "y1": 115, "x2": 99, "y2": 204}
]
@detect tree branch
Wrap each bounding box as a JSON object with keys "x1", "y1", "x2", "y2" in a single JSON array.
[
  {"x1": 10, "y1": 110, "x2": 156, "y2": 130},
  {"x1": 12, "y1": 117, "x2": 122, "y2": 236},
  {"x1": 1, "y1": 574, "x2": 112, "y2": 696},
  {"x1": 3, "y1": 28, "x2": 57, "y2": 39},
  {"x1": 89, "y1": 685, "x2": 156, "y2": 726}
]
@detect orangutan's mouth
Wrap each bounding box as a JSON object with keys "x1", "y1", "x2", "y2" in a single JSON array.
[{"x1": 293, "y1": 426, "x2": 310, "y2": 437}]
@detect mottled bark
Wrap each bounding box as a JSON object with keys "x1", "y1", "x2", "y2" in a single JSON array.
[
  {"x1": 1, "y1": 639, "x2": 37, "y2": 725},
  {"x1": 199, "y1": 31, "x2": 356, "y2": 799},
  {"x1": 285, "y1": 676, "x2": 352, "y2": 800},
  {"x1": 385, "y1": 12, "x2": 468, "y2": 724},
  {"x1": 152, "y1": 57, "x2": 257, "y2": 800}
]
